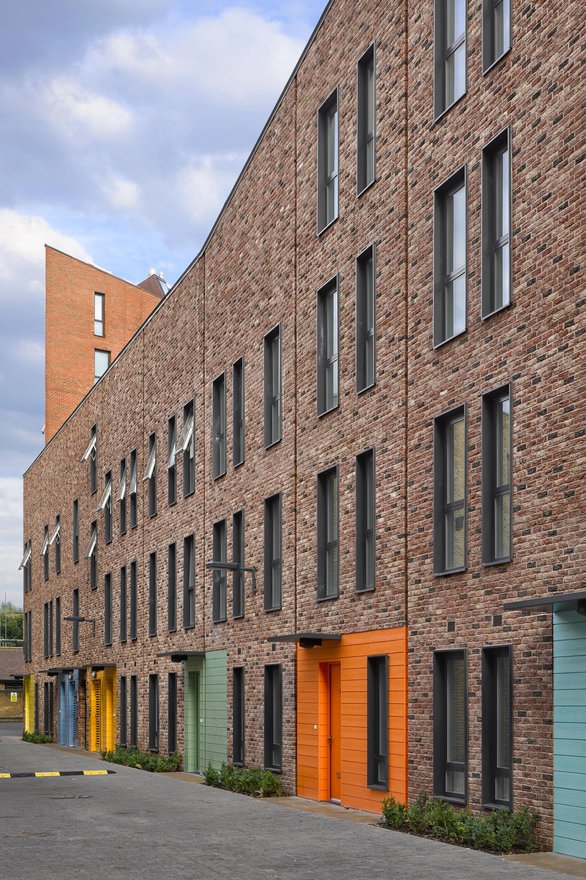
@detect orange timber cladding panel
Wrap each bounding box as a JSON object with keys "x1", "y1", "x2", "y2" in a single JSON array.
[{"x1": 297, "y1": 627, "x2": 408, "y2": 813}]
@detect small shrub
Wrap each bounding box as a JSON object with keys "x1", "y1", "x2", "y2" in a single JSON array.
[
  {"x1": 22, "y1": 730, "x2": 52, "y2": 744},
  {"x1": 381, "y1": 796, "x2": 408, "y2": 830},
  {"x1": 204, "y1": 762, "x2": 284, "y2": 798},
  {"x1": 101, "y1": 745, "x2": 182, "y2": 773}
]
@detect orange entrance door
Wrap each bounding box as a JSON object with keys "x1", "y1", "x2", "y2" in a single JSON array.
[{"x1": 329, "y1": 663, "x2": 341, "y2": 801}]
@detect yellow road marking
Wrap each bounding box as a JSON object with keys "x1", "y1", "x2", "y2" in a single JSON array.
[
  {"x1": 34, "y1": 771, "x2": 60, "y2": 777},
  {"x1": 82, "y1": 770, "x2": 108, "y2": 776},
  {"x1": 0, "y1": 773, "x2": 10, "y2": 778}
]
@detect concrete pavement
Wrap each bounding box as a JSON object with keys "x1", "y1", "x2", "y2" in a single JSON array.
[{"x1": 0, "y1": 729, "x2": 583, "y2": 880}]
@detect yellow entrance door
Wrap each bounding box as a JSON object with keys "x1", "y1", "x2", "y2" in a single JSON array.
[
  {"x1": 24, "y1": 676, "x2": 35, "y2": 734},
  {"x1": 103, "y1": 670, "x2": 116, "y2": 751},
  {"x1": 90, "y1": 676, "x2": 102, "y2": 752}
]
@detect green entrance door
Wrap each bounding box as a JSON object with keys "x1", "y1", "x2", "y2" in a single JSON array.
[{"x1": 185, "y1": 669, "x2": 201, "y2": 773}]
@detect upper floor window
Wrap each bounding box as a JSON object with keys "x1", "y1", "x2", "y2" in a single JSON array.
[
  {"x1": 482, "y1": 0, "x2": 510, "y2": 72},
  {"x1": 264, "y1": 327, "x2": 281, "y2": 447},
  {"x1": 87, "y1": 521, "x2": 98, "y2": 590},
  {"x1": 42, "y1": 525, "x2": 49, "y2": 581},
  {"x1": 20, "y1": 540, "x2": 32, "y2": 591},
  {"x1": 94, "y1": 349, "x2": 110, "y2": 383},
  {"x1": 317, "y1": 466, "x2": 339, "y2": 599},
  {"x1": 356, "y1": 246, "x2": 375, "y2": 392},
  {"x1": 356, "y1": 449, "x2": 375, "y2": 592},
  {"x1": 435, "y1": 0, "x2": 466, "y2": 118},
  {"x1": 119, "y1": 459, "x2": 127, "y2": 535},
  {"x1": 357, "y1": 45, "x2": 375, "y2": 194},
  {"x1": 183, "y1": 534, "x2": 195, "y2": 629},
  {"x1": 81, "y1": 425, "x2": 97, "y2": 494},
  {"x1": 212, "y1": 373, "x2": 226, "y2": 478},
  {"x1": 317, "y1": 277, "x2": 339, "y2": 415},
  {"x1": 129, "y1": 449, "x2": 138, "y2": 527},
  {"x1": 98, "y1": 472, "x2": 112, "y2": 543},
  {"x1": 168, "y1": 543, "x2": 177, "y2": 633},
  {"x1": 145, "y1": 433, "x2": 157, "y2": 517},
  {"x1": 72, "y1": 588, "x2": 80, "y2": 652},
  {"x1": 49, "y1": 515, "x2": 61, "y2": 575},
  {"x1": 104, "y1": 572, "x2": 112, "y2": 646},
  {"x1": 233, "y1": 357, "x2": 245, "y2": 467},
  {"x1": 482, "y1": 129, "x2": 511, "y2": 318},
  {"x1": 179, "y1": 400, "x2": 195, "y2": 496},
  {"x1": 434, "y1": 406, "x2": 466, "y2": 574},
  {"x1": 482, "y1": 386, "x2": 512, "y2": 564},
  {"x1": 149, "y1": 551, "x2": 157, "y2": 636},
  {"x1": 94, "y1": 293, "x2": 105, "y2": 336},
  {"x1": 264, "y1": 493, "x2": 282, "y2": 612},
  {"x1": 318, "y1": 89, "x2": 339, "y2": 232},
  {"x1": 212, "y1": 519, "x2": 227, "y2": 623},
  {"x1": 233, "y1": 510, "x2": 245, "y2": 619},
  {"x1": 72, "y1": 498, "x2": 79, "y2": 562},
  {"x1": 168, "y1": 415, "x2": 177, "y2": 505},
  {"x1": 434, "y1": 168, "x2": 466, "y2": 346}
]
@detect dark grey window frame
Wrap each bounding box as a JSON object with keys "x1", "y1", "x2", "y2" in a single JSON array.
[
  {"x1": 182, "y1": 399, "x2": 195, "y2": 497},
  {"x1": 168, "y1": 542, "x2": 177, "y2": 632},
  {"x1": 119, "y1": 459, "x2": 127, "y2": 535},
  {"x1": 434, "y1": 0, "x2": 468, "y2": 120},
  {"x1": 317, "y1": 276, "x2": 339, "y2": 416},
  {"x1": 357, "y1": 44, "x2": 376, "y2": 195},
  {"x1": 434, "y1": 405, "x2": 467, "y2": 575},
  {"x1": 482, "y1": 645, "x2": 513, "y2": 809},
  {"x1": 90, "y1": 425, "x2": 97, "y2": 495},
  {"x1": 89, "y1": 520, "x2": 98, "y2": 590},
  {"x1": 232, "y1": 510, "x2": 245, "y2": 619},
  {"x1": 148, "y1": 551, "x2": 157, "y2": 636},
  {"x1": 120, "y1": 566, "x2": 127, "y2": 643},
  {"x1": 72, "y1": 588, "x2": 80, "y2": 653},
  {"x1": 147, "y1": 433, "x2": 157, "y2": 517},
  {"x1": 168, "y1": 672, "x2": 177, "y2": 755},
  {"x1": 129, "y1": 675, "x2": 138, "y2": 747},
  {"x1": 233, "y1": 357, "x2": 245, "y2": 467},
  {"x1": 264, "y1": 664, "x2": 282, "y2": 772},
  {"x1": 367, "y1": 654, "x2": 388, "y2": 789},
  {"x1": 356, "y1": 244, "x2": 376, "y2": 393},
  {"x1": 433, "y1": 649, "x2": 468, "y2": 804},
  {"x1": 212, "y1": 372, "x2": 227, "y2": 478},
  {"x1": 43, "y1": 601, "x2": 49, "y2": 659},
  {"x1": 73, "y1": 499, "x2": 79, "y2": 563},
  {"x1": 104, "y1": 472, "x2": 112, "y2": 544},
  {"x1": 482, "y1": 128, "x2": 512, "y2": 319},
  {"x1": 43, "y1": 525, "x2": 49, "y2": 581},
  {"x1": 233, "y1": 667, "x2": 245, "y2": 766},
  {"x1": 129, "y1": 560, "x2": 138, "y2": 641},
  {"x1": 119, "y1": 676, "x2": 127, "y2": 747},
  {"x1": 129, "y1": 449, "x2": 138, "y2": 528},
  {"x1": 183, "y1": 534, "x2": 195, "y2": 629},
  {"x1": 149, "y1": 673, "x2": 159, "y2": 752},
  {"x1": 212, "y1": 518, "x2": 228, "y2": 623},
  {"x1": 104, "y1": 572, "x2": 112, "y2": 646},
  {"x1": 94, "y1": 292, "x2": 105, "y2": 336},
  {"x1": 317, "y1": 87, "x2": 339, "y2": 234},
  {"x1": 55, "y1": 596, "x2": 61, "y2": 656},
  {"x1": 433, "y1": 166, "x2": 467, "y2": 348},
  {"x1": 317, "y1": 465, "x2": 339, "y2": 600},
  {"x1": 264, "y1": 493, "x2": 282, "y2": 612},
  {"x1": 482, "y1": 383, "x2": 513, "y2": 565},
  {"x1": 264, "y1": 326, "x2": 282, "y2": 448},
  {"x1": 168, "y1": 414, "x2": 177, "y2": 506},
  {"x1": 356, "y1": 448, "x2": 376, "y2": 593},
  {"x1": 482, "y1": 0, "x2": 511, "y2": 73},
  {"x1": 54, "y1": 515, "x2": 61, "y2": 574}
]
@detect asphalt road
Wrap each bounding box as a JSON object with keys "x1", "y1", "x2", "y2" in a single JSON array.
[{"x1": 0, "y1": 728, "x2": 579, "y2": 880}]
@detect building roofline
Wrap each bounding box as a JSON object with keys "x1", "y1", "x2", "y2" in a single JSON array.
[
  {"x1": 44, "y1": 245, "x2": 162, "y2": 300},
  {"x1": 24, "y1": 0, "x2": 335, "y2": 479}
]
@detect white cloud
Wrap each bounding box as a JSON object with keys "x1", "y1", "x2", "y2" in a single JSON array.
[
  {"x1": 0, "y1": 477, "x2": 23, "y2": 608},
  {"x1": 43, "y1": 75, "x2": 133, "y2": 141},
  {"x1": 175, "y1": 153, "x2": 245, "y2": 226},
  {"x1": 102, "y1": 174, "x2": 141, "y2": 210}
]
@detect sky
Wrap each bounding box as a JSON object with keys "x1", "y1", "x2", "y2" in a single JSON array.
[{"x1": 0, "y1": 0, "x2": 326, "y2": 609}]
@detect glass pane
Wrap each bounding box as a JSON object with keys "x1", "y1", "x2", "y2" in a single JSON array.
[
  {"x1": 271, "y1": 334, "x2": 280, "y2": 391},
  {"x1": 326, "y1": 177, "x2": 338, "y2": 223},
  {"x1": 326, "y1": 474, "x2": 337, "y2": 542},
  {"x1": 366, "y1": 61, "x2": 375, "y2": 133},
  {"x1": 327, "y1": 104, "x2": 338, "y2": 177},
  {"x1": 365, "y1": 257, "x2": 374, "y2": 328},
  {"x1": 94, "y1": 350, "x2": 109, "y2": 379},
  {"x1": 494, "y1": 491, "x2": 510, "y2": 559},
  {"x1": 444, "y1": 274, "x2": 466, "y2": 339},
  {"x1": 445, "y1": 654, "x2": 465, "y2": 795},
  {"x1": 493, "y1": 243, "x2": 510, "y2": 310},
  {"x1": 446, "y1": 43, "x2": 466, "y2": 106},
  {"x1": 445, "y1": 505, "x2": 465, "y2": 569},
  {"x1": 325, "y1": 545, "x2": 338, "y2": 595},
  {"x1": 365, "y1": 531, "x2": 375, "y2": 589},
  {"x1": 447, "y1": 417, "x2": 465, "y2": 503},
  {"x1": 495, "y1": 775, "x2": 510, "y2": 802},
  {"x1": 326, "y1": 291, "x2": 338, "y2": 359},
  {"x1": 496, "y1": 652, "x2": 511, "y2": 770},
  {"x1": 446, "y1": 0, "x2": 466, "y2": 45},
  {"x1": 502, "y1": 0, "x2": 510, "y2": 53},
  {"x1": 496, "y1": 396, "x2": 510, "y2": 486},
  {"x1": 494, "y1": 0, "x2": 504, "y2": 57},
  {"x1": 364, "y1": 335, "x2": 375, "y2": 387},
  {"x1": 495, "y1": 147, "x2": 509, "y2": 239},
  {"x1": 450, "y1": 186, "x2": 466, "y2": 272}
]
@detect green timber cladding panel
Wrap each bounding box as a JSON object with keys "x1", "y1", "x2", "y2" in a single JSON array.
[
  {"x1": 184, "y1": 652, "x2": 227, "y2": 773},
  {"x1": 553, "y1": 609, "x2": 586, "y2": 860}
]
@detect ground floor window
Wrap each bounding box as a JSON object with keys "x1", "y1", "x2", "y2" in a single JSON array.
[
  {"x1": 233, "y1": 667, "x2": 245, "y2": 766},
  {"x1": 149, "y1": 674, "x2": 159, "y2": 752},
  {"x1": 119, "y1": 676, "x2": 127, "y2": 747},
  {"x1": 130, "y1": 676, "x2": 138, "y2": 747},
  {"x1": 482, "y1": 646, "x2": 512, "y2": 807},
  {"x1": 434, "y1": 650, "x2": 467, "y2": 802},
  {"x1": 367, "y1": 655, "x2": 388, "y2": 788},
  {"x1": 264, "y1": 665, "x2": 282, "y2": 772},
  {"x1": 168, "y1": 673, "x2": 177, "y2": 755}
]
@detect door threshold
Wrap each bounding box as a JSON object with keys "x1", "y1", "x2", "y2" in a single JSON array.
[{"x1": 330, "y1": 798, "x2": 341, "y2": 805}]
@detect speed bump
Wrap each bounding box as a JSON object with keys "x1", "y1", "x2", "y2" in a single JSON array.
[{"x1": 0, "y1": 769, "x2": 115, "y2": 779}]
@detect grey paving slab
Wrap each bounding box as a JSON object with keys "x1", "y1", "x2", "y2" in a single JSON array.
[{"x1": 0, "y1": 736, "x2": 580, "y2": 880}]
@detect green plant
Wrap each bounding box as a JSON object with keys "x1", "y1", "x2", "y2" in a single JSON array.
[
  {"x1": 22, "y1": 730, "x2": 52, "y2": 744},
  {"x1": 101, "y1": 745, "x2": 182, "y2": 772},
  {"x1": 381, "y1": 796, "x2": 408, "y2": 830},
  {"x1": 204, "y1": 762, "x2": 284, "y2": 798}
]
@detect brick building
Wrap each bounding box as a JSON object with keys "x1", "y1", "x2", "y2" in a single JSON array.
[{"x1": 22, "y1": 0, "x2": 584, "y2": 858}]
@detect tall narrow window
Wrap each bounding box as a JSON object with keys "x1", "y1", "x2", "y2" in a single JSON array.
[
  {"x1": 168, "y1": 543, "x2": 177, "y2": 632},
  {"x1": 317, "y1": 467, "x2": 339, "y2": 599},
  {"x1": 233, "y1": 357, "x2": 245, "y2": 466},
  {"x1": 357, "y1": 45, "x2": 375, "y2": 194},
  {"x1": 435, "y1": 0, "x2": 466, "y2": 117},
  {"x1": 42, "y1": 525, "x2": 49, "y2": 581},
  {"x1": 168, "y1": 672, "x2": 177, "y2": 755},
  {"x1": 434, "y1": 407, "x2": 466, "y2": 574},
  {"x1": 73, "y1": 499, "x2": 79, "y2": 562},
  {"x1": 233, "y1": 667, "x2": 245, "y2": 766},
  {"x1": 72, "y1": 588, "x2": 80, "y2": 652},
  {"x1": 55, "y1": 596, "x2": 61, "y2": 656},
  {"x1": 81, "y1": 425, "x2": 98, "y2": 494},
  {"x1": 48, "y1": 600, "x2": 54, "y2": 656},
  {"x1": 232, "y1": 510, "x2": 244, "y2": 619},
  {"x1": 119, "y1": 676, "x2": 127, "y2": 747},
  {"x1": 482, "y1": 386, "x2": 512, "y2": 563},
  {"x1": 20, "y1": 540, "x2": 32, "y2": 591},
  {"x1": 94, "y1": 349, "x2": 110, "y2": 383},
  {"x1": 168, "y1": 415, "x2": 177, "y2": 505},
  {"x1": 120, "y1": 566, "x2": 127, "y2": 643},
  {"x1": 318, "y1": 89, "x2": 339, "y2": 232},
  {"x1": 104, "y1": 572, "x2": 112, "y2": 646},
  {"x1": 367, "y1": 655, "x2": 388, "y2": 788},
  {"x1": 434, "y1": 168, "x2": 466, "y2": 346},
  {"x1": 434, "y1": 650, "x2": 467, "y2": 801},
  {"x1": 482, "y1": 130, "x2": 511, "y2": 317},
  {"x1": 130, "y1": 560, "x2": 138, "y2": 640},
  {"x1": 356, "y1": 449, "x2": 376, "y2": 592},
  {"x1": 264, "y1": 494, "x2": 282, "y2": 612},
  {"x1": 482, "y1": 646, "x2": 512, "y2": 807},
  {"x1": 129, "y1": 676, "x2": 138, "y2": 747},
  {"x1": 149, "y1": 552, "x2": 157, "y2": 636},
  {"x1": 119, "y1": 459, "x2": 127, "y2": 535},
  {"x1": 50, "y1": 515, "x2": 61, "y2": 575},
  {"x1": 183, "y1": 535, "x2": 195, "y2": 629},
  {"x1": 356, "y1": 246, "x2": 375, "y2": 392},
  {"x1": 264, "y1": 327, "x2": 281, "y2": 447},
  {"x1": 86, "y1": 521, "x2": 98, "y2": 589},
  {"x1": 317, "y1": 277, "x2": 339, "y2": 415},
  {"x1": 145, "y1": 433, "x2": 157, "y2": 517},
  {"x1": 149, "y1": 674, "x2": 159, "y2": 752},
  {"x1": 179, "y1": 400, "x2": 195, "y2": 496},
  {"x1": 483, "y1": 0, "x2": 510, "y2": 71},
  {"x1": 94, "y1": 292, "x2": 105, "y2": 336},
  {"x1": 264, "y1": 665, "x2": 282, "y2": 772},
  {"x1": 212, "y1": 519, "x2": 227, "y2": 623},
  {"x1": 43, "y1": 602, "x2": 49, "y2": 659},
  {"x1": 129, "y1": 449, "x2": 138, "y2": 527},
  {"x1": 98, "y1": 472, "x2": 112, "y2": 543},
  {"x1": 212, "y1": 373, "x2": 226, "y2": 478}
]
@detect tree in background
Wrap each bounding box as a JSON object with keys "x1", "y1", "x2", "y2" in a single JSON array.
[{"x1": 0, "y1": 601, "x2": 23, "y2": 642}]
